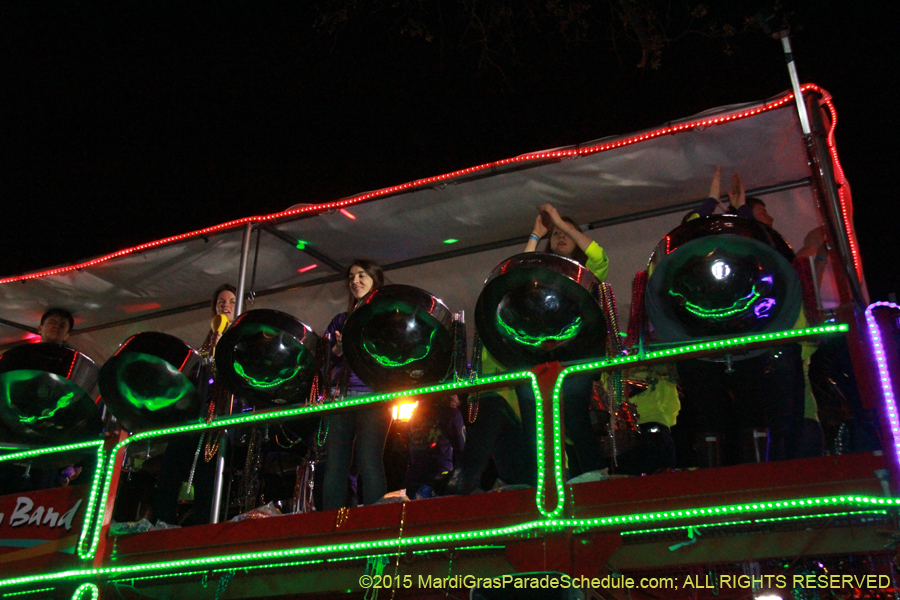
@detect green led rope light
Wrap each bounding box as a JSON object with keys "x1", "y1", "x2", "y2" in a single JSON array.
[
  {"x1": 112, "y1": 560, "x2": 324, "y2": 587},
  {"x1": 70, "y1": 583, "x2": 99, "y2": 600},
  {"x1": 81, "y1": 371, "x2": 541, "y2": 561},
  {"x1": 621, "y1": 519, "x2": 754, "y2": 536},
  {"x1": 112, "y1": 571, "x2": 209, "y2": 585},
  {"x1": 2, "y1": 588, "x2": 55, "y2": 598},
  {"x1": 0, "y1": 440, "x2": 103, "y2": 464},
  {"x1": 75, "y1": 443, "x2": 110, "y2": 560},
  {"x1": 754, "y1": 510, "x2": 888, "y2": 524},
  {"x1": 543, "y1": 372, "x2": 567, "y2": 518},
  {"x1": 549, "y1": 324, "x2": 850, "y2": 517},
  {"x1": 527, "y1": 372, "x2": 558, "y2": 519},
  {"x1": 8, "y1": 495, "x2": 895, "y2": 592},
  {"x1": 560, "y1": 325, "x2": 849, "y2": 380},
  {"x1": 108, "y1": 546, "x2": 506, "y2": 587},
  {"x1": 78, "y1": 324, "x2": 849, "y2": 560},
  {"x1": 621, "y1": 510, "x2": 888, "y2": 536},
  {"x1": 0, "y1": 440, "x2": 108, "y2": 562}
]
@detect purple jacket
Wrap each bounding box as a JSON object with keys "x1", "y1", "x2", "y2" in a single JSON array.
[{"x1": 324, "y1": 312, "x2": 372, "y2": 393}]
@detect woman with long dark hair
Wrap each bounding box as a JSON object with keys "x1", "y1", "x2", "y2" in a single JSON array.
[{"x1": 320, "y1": 259, "x2": 392, "y2": 509}]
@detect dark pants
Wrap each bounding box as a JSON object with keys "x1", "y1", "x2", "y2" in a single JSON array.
[
  {"x1": 615, "y1": 422, "x2": 676, "y2": 476},
  {"x1": 152, "y1": 434, "x2": 217, "y2": 525},
  {"x1": 447, "y1": 393, "x2": 534, "y2": 494},
  {"x1": 675, "y1": 345, "x2": 803, "y2": 467},
  {"x1": 321, "y1": 403, "x2": 393, "y2": 509},
  {"x1": 515, "y1": 374, "x2": 607, "y2": 475}
]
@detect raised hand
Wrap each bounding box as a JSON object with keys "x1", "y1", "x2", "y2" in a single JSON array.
[
  {"x1": 531, "y1": 214, "x2": 549, "y2": 239},
  {"x1": 727, "y1": 173, "x2": 746, "y2": 209},
  {"x1": 708, "y1": 166, "x2": 722, "y2": 201},
  {"x1": 538, "y1": 203, "x2": 563, "y2": 227}
]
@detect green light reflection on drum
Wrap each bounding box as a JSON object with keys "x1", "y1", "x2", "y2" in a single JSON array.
[
  {"x1": 233, "y1": 360, "x2": 302, "y2": 389},
  {"x1": 1, "y1": 370, "x2": 80, "y2": 423},
  {"x1": 362, "y1": 328, "x2": 436, "y2": 368},
  {"x1": 115, "y1": 354, "x2": 189, "y2": 412},
  {"x1": 495, "y1": 313, "x2": 582, "y2": 347},
  {"x1": 667, "y1": 285, "x2": 761, "y2": 320},
  {"x1": 19, "y1": 391, "x2": 76, "y2": 424}
]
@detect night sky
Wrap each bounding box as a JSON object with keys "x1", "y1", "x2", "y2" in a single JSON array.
[{"x1": 2, "y1": 1, "x2": 897, "y2": 298}]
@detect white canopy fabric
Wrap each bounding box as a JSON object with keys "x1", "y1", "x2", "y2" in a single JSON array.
[{"x1": 0, "y1": 85, "x2": 862, "y2": 363}]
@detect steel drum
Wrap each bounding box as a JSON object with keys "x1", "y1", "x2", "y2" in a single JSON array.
[
  {"x1": 0, "y1": 343, "x2": 103, "y2": 444},
  {"x1": 645, "y1": 215, "x2": 801, "y2": 343},
  {"x1": 474, "y1": 252, "x2": 608, "y2": 369},
  {"x1": 342, "y1": 285, "x2": 454, "y2": 392},
  {"x1": 99, "y1": 332, "x2": 203, "y2": 431},
  {"x1": 216, "y1": 309, "x2": 319, "y2": 408}
]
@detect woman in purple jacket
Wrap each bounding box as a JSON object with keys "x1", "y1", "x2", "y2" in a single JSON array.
[{"x1": 321, "y1": 259, "x2": 392, "y2": 509}]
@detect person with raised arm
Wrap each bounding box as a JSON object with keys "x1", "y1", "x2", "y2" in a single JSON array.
[{"x1": 521, "y1": 203, "x2": 610, "y2": 476}]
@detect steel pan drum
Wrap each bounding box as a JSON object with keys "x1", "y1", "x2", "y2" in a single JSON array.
[
  {"x1": 342, "y1": 285, "x2": 453, "y2": 392},
  {"x1": 474, "y1": 253, "x2": 608, "y2": 369},
  {"x1": 216, "y1": 309, "x2": 319, "y2": 408},
  {"x1": 645, "y1": 215, "x2": 801, "y2": 343},
  {"x1": 99, "y1": 332, "x2": 203, "y2": 431},
  {"x1": 0, "y1": 343, "x2": 103, "y2": 444}
]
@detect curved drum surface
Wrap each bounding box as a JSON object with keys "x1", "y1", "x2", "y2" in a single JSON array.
[
  {"x1": 474, "y1": 252, "x2": 608, "y2": 369},
  {"x1": 99, "y1": 332, "x2": 203, "y2": 431},
  {"x1": 646, "y1": 215, "x2": 801, "y2": 344},
  {"x1": 216, "y1": 309, "x2": 319, "y2": 408},
  {"x1": 342, "y1": 285, "x2": 453, "y2": 392},
  {"x1": 0, "y1": 343, "x2": 103, "y2": 444}
]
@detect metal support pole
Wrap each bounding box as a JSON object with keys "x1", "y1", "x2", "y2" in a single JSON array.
[
  {"x1": 234, "y1": 222, "x2": 254, "y2": 317},
  {"x1": 779, "y1": 33, "x2": 811, "y2": 135},
  {"x1": 210, "y1": 222, "x2": 254, "y2": 524}
]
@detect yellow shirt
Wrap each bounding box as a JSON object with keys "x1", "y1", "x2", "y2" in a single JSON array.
[
  {"x1": 480, "y1": 348, "x2": 521, "y2": 420},
  {"x1": 625, "y1": 364, "x2": 681, "y2": 427},
  {"x1": 585, "y1": 241, "x2": 609, "y2": 282}
]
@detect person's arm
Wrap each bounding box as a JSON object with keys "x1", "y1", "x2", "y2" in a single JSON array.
[
  {"x1": 795, "y1": 226, "x2": 827, "y2": 259},
  {"x1": 688, "y1": 197, "x2": 719, "y2": 221},
  {"x1": 538, "y1": 203, "x2": 594, "y2": 253},
  {"x1": 523, "y1": 214, "x2": 548, "y2": 252},
  {"x1": 448, "y1": 410, "x2": 466, "y2": 456},
  {"x1": 687, "y1": 168, "x2": 729, "y2": 221},
  {"x1": 324, "y1": 314, "x2": 345, "y2": 356},
  {"x1": 727, "y1": 172, "x2": 746, "y2": 211},
  {"x1": 708, "y1": 166, "x2": 722, "y2": 203},
  {"x1": 584, "y1": 241, "x2": 610, "y2": 282}
]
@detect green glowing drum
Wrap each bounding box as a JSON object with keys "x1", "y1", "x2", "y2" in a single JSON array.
[
  {"x1": 474, "y1": 252, "x2": 608, "y2": 369},
  {"x1": 645, "y1": 215, "x2": 801, "y2": 344},
  {"x1": 215, "y1": 309, "x2": 319, "y2": 408},
  {"x1": 342, "y1": 285, "x2": 454, "y2": 392},
  {"x1": 0, "y1": 343, "x2": 103, "y2": 444},
  {"x1": 99, "y1": 332, "x2": 203, "y2": 431}
]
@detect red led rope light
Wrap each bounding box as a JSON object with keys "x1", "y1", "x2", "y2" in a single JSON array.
[
  {"x1": 0, "y1": 85, "x2": 835, "y2": 285},
  {"x1": 178, "y1": 349, "x2": 192, "y2": 372},
  {"x1": 66, "y1": 352, "x2": 79, "y2": 379},
  {"x1": 819, "y1": 95, "x2": 863, "y2": 281}
]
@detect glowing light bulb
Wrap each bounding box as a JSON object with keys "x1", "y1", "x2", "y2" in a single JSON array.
[{"x1": 711, "y1": 260, "x2": 731, "y2": 280}]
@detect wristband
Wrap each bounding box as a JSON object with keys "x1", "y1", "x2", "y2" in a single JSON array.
[{"x1": 528, "y1": 233, "x2": 540, "y2": 243}]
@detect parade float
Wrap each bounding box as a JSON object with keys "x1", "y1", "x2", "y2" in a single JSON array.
[{"x1": 2, "y1": 71, "x2": 898, "y2": 600}]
